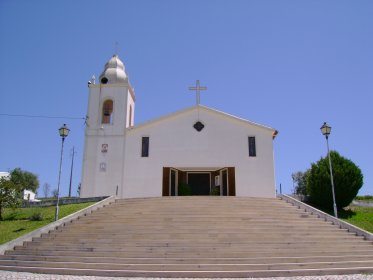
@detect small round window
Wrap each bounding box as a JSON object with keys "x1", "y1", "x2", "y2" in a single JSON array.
[{"x1": 101, "y1": 77, "x2": 108, "y2": 84}]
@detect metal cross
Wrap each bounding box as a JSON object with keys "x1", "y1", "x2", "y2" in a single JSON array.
[{"x1": 189, "y1": 80, "x2": 207, "y2": 105}]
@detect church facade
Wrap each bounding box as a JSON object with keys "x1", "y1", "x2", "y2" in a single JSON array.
[{"x1": 80, "y1": 55, "x2": 278, "y2": 198}]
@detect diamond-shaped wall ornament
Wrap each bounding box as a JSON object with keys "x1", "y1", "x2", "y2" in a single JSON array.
[{"x1": 193, "y1": 121, "x2": 205, "y2": 132}]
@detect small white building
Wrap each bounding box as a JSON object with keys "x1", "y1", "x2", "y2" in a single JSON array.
[
  {"x1": 81, "y1": 55, "x2": 278, "y2": 198},
  {"x1": 0, "y1": 172, "x2": 10, "y2": 180},
  {"x1": 23, "y1": 190, "x2": 39, "y2": 201}
]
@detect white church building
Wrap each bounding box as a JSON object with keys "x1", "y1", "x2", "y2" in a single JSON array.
[{"x1": 80, "y1": 55, "x2": 278, "y2": 198}]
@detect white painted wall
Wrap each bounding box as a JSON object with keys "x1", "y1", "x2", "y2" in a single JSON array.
[
  {"x1": 81, "y1": 84, "x2": 130, "y2": 197},
  {"x1": 122, "y1": 106, "x2": 276, "y2": 198},
  {"x1": 23, "y1": 190, "x2": 38, "y2": 201}
]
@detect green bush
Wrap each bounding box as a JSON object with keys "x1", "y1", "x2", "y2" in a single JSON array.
[
  {"x1": 29, "y1": 212, "x2": 43, "y2": 221},
  {"x1": 3, "y1": 211, "x2": 18, "y2": 221},
  {"x1": 210, "y1": 186, "x2": 220, "y2": 196},
  {"x1": 178, "y1": 183, "x2": 192, "y2": 196},
  {"x1": 307, "y1": 151, "x2": 363, "y2": 210}
]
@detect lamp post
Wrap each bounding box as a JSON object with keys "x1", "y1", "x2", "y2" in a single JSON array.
[
  {"x1": 320, "y1": 122, "x2": 338, "y2": 218},
  {"x1": 55, "y1": 124, "x2": 70, "y2": 221}
]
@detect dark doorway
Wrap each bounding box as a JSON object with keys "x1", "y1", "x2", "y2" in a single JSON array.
[
  {"x1": 222, "y1": 169, "x2": 228, "y2": 196},
  {"x1": 188, "y1": 173, "x2": 210, "y2": 195},
  {"x1": 162, "y1": 167, "x2": 235, "y2": 197}
]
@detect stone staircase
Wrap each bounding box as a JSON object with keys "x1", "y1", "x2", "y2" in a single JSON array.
[{"x1": 0, "y1": 196, "x2": 373, "y2": 277}]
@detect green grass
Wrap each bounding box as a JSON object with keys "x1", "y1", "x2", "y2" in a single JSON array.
[
  {"x1": 0, "y1": 202, "x2": 94, "y2": 245},
  {"x1": 307, "y1": 200, "x2": 373, "y2": 233},
  {"x1": 355, "y1": 195, "x2": 373, "y2": 201},
  {"x1": 340, "y1": 205, "x2": 373, "y2": 233}
]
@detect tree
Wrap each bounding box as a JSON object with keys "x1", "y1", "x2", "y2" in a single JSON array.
[
  {"x1": 10, "y1": 168, "x2": 39, "y2": 193},
  {"x1": 0, "y1": 168, "x2": 39, "y2": 220},
  {"x1": 42, "y1": 183, "x2": 51, "y2": 198},
  {"x1": 307, "y1": 151, "x2": 363, "y2": 210},
  {"x1": 291, "y1": 171, "x2": 309, "y2": 196},
  {"x1": 0, "y1": 177, "x2": 20, "y2": 220},
  {"x1": 52, "y1": 189, "x2": 59, "y2": 198}
]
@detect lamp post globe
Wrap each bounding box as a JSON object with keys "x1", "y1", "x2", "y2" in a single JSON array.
[
  {"x1": 55, "y1": 124, "x2": 70, "y2": 221},
  {"x1": 59, "y1": 124, "x2": 70, "y2": 139},
  {"x1": 320, "y1": 122, "x2": 338, "y2": 218},
  {"x1": 320, "y1": 122, "x2": 331, "y2": 139}
]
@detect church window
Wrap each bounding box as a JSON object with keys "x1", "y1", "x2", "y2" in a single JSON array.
[
  {"x1": 102, "y1": 99, "x2": 113, "y2": 124},
  {"x1": 193, "y1": 121, "x2": 205, "y2": 132},
  {"x1": 141, "y1": 137, "x2": 149, "y2": 157},
  {"x1": 248, "y1": 136, "x2": 256, "y2": 157}
]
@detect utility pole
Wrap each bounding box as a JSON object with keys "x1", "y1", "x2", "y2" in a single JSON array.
[{"x1": 68, "y1": 147, "x2": 76, "y2": 197}]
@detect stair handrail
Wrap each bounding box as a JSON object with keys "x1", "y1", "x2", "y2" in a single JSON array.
[{"x1": 280, "y1": 194, "x2": 373, "y2": 241}]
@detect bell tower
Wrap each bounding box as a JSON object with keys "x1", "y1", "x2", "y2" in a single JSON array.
[{"x1": 80, "y1": 55, "x2": 135, "y2": 197}]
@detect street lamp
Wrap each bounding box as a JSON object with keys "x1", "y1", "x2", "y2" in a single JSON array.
[
  {"x1": 55, "y1": 124, "x2": 70, "y2": 221},
  {"x1": 320, "y1": 122, "x2": 338, "y2": 218}
]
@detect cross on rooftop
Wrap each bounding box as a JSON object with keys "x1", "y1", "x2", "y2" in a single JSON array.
[{"x1": 189, "y1": 80, "x2": 207, "y2": 105}]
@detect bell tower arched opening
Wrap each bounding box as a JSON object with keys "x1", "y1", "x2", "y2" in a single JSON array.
[{"x1": 102, "y1": 99, "x2": 114, "y2": 124}]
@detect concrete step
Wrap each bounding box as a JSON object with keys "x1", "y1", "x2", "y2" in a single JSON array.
[
  {"x1": 50, "y1": 223, "x2": 347, "y2": 232},
  {"x1": 2, "y1": 254, "x2": 373, "y2": 264},
  {"x1": 1, "y1": 259, "x2": 373, "y2": 271},
  {"x1": 36, "y1": 233, "x2": 358, "y2": 242},
  {"x1": 17, "y1": 242, "x2": 370, "y2": 252},
  {"x1": 26, "y1": 236, "x2": 365, "y2": 246},
  {"x1": 6, "y1": 248, "x2": 373, "y2": 258}
]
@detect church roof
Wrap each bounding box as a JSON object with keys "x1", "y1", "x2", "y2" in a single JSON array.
[
  {"x1": 129, "y1": 105, "x2": 278, "y2": 139},
  {"x1": 99, "y1": 55, "x2": 128, "y2": 84}
]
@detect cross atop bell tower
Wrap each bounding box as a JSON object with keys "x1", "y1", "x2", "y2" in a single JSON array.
[{"x1": 189, "y1": 80, "x2": 207, "y2": 105}]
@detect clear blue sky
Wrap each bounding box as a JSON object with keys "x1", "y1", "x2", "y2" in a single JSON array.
[{"x1": 0, "y1": 0, "x2": 372, "y2": 196}]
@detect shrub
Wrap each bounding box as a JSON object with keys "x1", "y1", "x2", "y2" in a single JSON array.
[
  {"x1": 178, "y1": 183, "x2": 192, "y2": 196},
  {"x1": 29, "y1": 212, "x2": 43, "y2": 221},
  {"x1": 307, "y1": 151, "x2": 363, "y2": 210},
  {"x1": 4, "y1": 211, "x2": 18, "y2": 221},
  {"x1": 210, "y1": 186, "x2": 220, "y2": 196}
]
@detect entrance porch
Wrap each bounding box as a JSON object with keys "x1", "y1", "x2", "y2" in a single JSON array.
[{"x1": 162, "y1": 167, "x2": 236, "y2": 196}]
